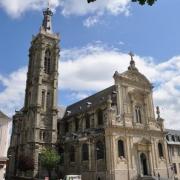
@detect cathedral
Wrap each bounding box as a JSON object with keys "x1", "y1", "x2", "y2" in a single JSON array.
[{"x1": 6, "y1": 6, "x2": 180, "y2": 180}]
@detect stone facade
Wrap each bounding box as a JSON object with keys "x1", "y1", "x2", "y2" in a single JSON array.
[{"x1": 6, "y1": 7, "x2": 179, "y2": 180}]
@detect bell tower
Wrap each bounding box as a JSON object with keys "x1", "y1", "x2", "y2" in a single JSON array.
[
  {"x1": 7, "y1": 6, "x2": 60, "y2": 179},
  {"x1": 24, "y1": 6, "x2": 60, "y2": 175},
  {"x1": 24, "y1": 6, "x2": 59, "y2": 136}
]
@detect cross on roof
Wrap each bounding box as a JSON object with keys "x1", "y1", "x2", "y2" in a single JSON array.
[
  {"x1": 48, "y1": 0, "x2": 51, "y2": 8},
  {"x1": 156, "y1": 106, "x2": 160, "y2": 119},
  {"x1": 128, "y1": 51, "x2": 134, "y2": 61}
]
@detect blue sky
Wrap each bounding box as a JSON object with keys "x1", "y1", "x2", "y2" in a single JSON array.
[{"x1": 0, "y1": 0, "x2": 180, "y2": 129}]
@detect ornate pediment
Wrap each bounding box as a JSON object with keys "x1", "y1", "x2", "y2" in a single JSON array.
[
  {"x1": 137, "y1": 138, "x2": 152, "y2": 145},
  {"x1": 135, "y1": 138, "x2": 152, "y2": 151},
  {"x1": 121, "y1": 70, "x2": 150, "y2": 86}
]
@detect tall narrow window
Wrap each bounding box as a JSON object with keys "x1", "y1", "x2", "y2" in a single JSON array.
[
  {"x1": 58, "y1": 147, "x2": 64, "y2": 164},
  {"x1": 65, "y1": 122, "x2": 69, "y2": 133},
  {"x1": 46, "y1": 92, "x2": 50, "y2": 109},
  {"x1": 28, "y1": 92, "x2": 31, "y2": 106},
  {"x1": 57, "y1": 122, "x2": 60, "y2": 135},
  {"x1": 173, "y1": 163, "x2": 177, "y2": 174},
  {"x1": 41, "y1": 90, "x2": 45, "y2": 108},
  {"x1": 97, "y1": 109, "x2": 103, "y2": 125},
  {"x1": 75, "y1": 118, "x2": 79, "y2": 132},
  {"x1": 135, "y1": 106, "x2": 142, "y2": 123},
  {"x1": 172, "y1": 146, "x2": 175, "y2": 156},
  {"x1": 44, "y1": 49, "x2": 51, "y2": 74},
  {"x1": 82, "y1": 144, "x2": 89, "y2": 161},
  {"x1": 118, "y1": 140, "x2": 125, "y2": 158},
  {"x1": 85, "y1": 114, "x2": 90, "y2": 129},
  {"x1": 70, "y1": 146, "x2": 75, "y2": 162},
  {"x1": 158, "y1": 143, "x2": 163, "y2": 158},
  {"x1": 96, "y1": 141, "x2": 104, "y2": 160},
  {"x1": 43, "y1": 131, "x2": 46, "y2": 141}
]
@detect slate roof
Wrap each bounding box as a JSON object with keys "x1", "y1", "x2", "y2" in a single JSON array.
[
  {"x1": 64, "y1": 85, "x2": 117, "y2": 118},
  {"x1": 166, "y1": 129, "x2": 180, "y2": 136}
]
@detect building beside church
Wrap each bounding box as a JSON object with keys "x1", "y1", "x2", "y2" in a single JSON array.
[
  {"x1": 5, "y1": 6, "x2": 180, "y2": 180},
  {"x1": 166, "y1": 130, "x2": 180, "y2": 180},
  {"x1": 0, "y1": 111, "x2": 10, "y2": 180}
]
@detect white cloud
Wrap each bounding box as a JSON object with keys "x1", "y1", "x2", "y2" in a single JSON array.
[
  {"x1": 83, "y1": 15, "x2": 100, "y2": 28},
  {"x1": 1, "y1": 43, "x2": 180, "y2": 129},
  {"x1": 60, "y1": 0, "x2": 130, "y2": 16},
  {"x1": 0, "y1": 0, "x2": 59, "y2": 17},
  {"x1": 0, "y1": 67, "x2": 27, "y2": 116},
  {"x1": 59, "y1": 43, "x2": 180, "y2": 129},
  {"x1": 0, "y1": 0, "x2": 130, "y2": 19}
]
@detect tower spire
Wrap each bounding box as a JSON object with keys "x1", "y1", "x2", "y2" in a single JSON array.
[
  {"x1": 128, "y1": 51, "x2": 138, "y2": 71},
  {"x1": 41, "y1": 0, "x2": 53, "y2": 33}
]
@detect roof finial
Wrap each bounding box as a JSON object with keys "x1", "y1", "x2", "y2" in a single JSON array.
[
  {"x1": 48, "y1": 0, "x2": 50, "y2": 8},
  {"x1": 41, "y1": 0, "x2": 53, "y2": 33},
  {"x1": 129, "y1": 51, "x2": 134, "y2": 61},
  {"x1": 128, "y1": 51, "x2": 138, "y2": 71},
  {"x1": 156, "y1": 106, "x2": 160, "y2": 119}
]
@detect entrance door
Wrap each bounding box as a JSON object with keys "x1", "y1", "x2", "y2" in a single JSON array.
[{"x1": 140, "y1": 153, "x2": 148, "y2": 176}]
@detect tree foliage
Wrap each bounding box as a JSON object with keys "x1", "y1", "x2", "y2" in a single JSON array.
[
  {"x1": 40, "y1": 148, "x2": 60, "y2": 179},
  {"x1": 87, "y1": 0, "x2": 157, "y2": 6},
  {"x1": 132, "y1": 0, "x2": 157, "y2": 6},
  {"x1": 18, "y1": 155, "x2": 34, "y2": 172}
]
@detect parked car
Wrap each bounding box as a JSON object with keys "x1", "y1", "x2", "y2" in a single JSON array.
[{"x1": 63, "y1": 175, "x2": 82, "y2": 180}]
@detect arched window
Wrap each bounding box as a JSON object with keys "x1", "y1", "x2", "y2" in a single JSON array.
[
  {"x1": 118, "y1": 140, "x2": 125, "y2": 157},
  {"x1": 97, "y1": 109, "x2": 103, "y2": 125},
  {"x1": 96, "y1": 141, "x2": 104, "y2": 160},
  {"x1": 158, "y1": 143, "x2": 163, "y2": 158},
  {"x1": 43, "y1": 131, "x2": 46, "y2": 141},
  {"x1": 135, "y1": 106, "x2": 142, "y2": 123},
  {"x1": 82, "y1": 144, "x2": 89, "y2": 161},
  {"x1": 41, "y1": 90, "x2": 45, "y2": 108},
  {"x1": 58, "y1": 146, "x2": 64, "y2": 164},
  {"x1": 172, "y1": 135, "x2": 175, "y2": 141},
  {"x1": 44, "y1": 49, "x2": 51, "y2": 74},
  {"x1": 70, "y1": 146, "x2": 75, "y2": 162},
  {"x1": 85, "y1": 114, "x2": 90, "y2": 129},
  {"x1": 166, "y1": 135, "x2": 169, "y2": 141}
]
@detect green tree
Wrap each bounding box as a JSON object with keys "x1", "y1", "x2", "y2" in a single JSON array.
[
  {"x1": 87, "y1": 0, "x2": 157, "y2": 6},
  {"x1": 132, "y1": 0, "x2": 157, "y2": 6},
  {"x1": 40, "y1": 148, "x2": 60, "y2": 179}
]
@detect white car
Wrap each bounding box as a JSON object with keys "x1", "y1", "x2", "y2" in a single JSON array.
[{"x1": 63, "y1": 175, "x2": 82, "y2": 180}]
